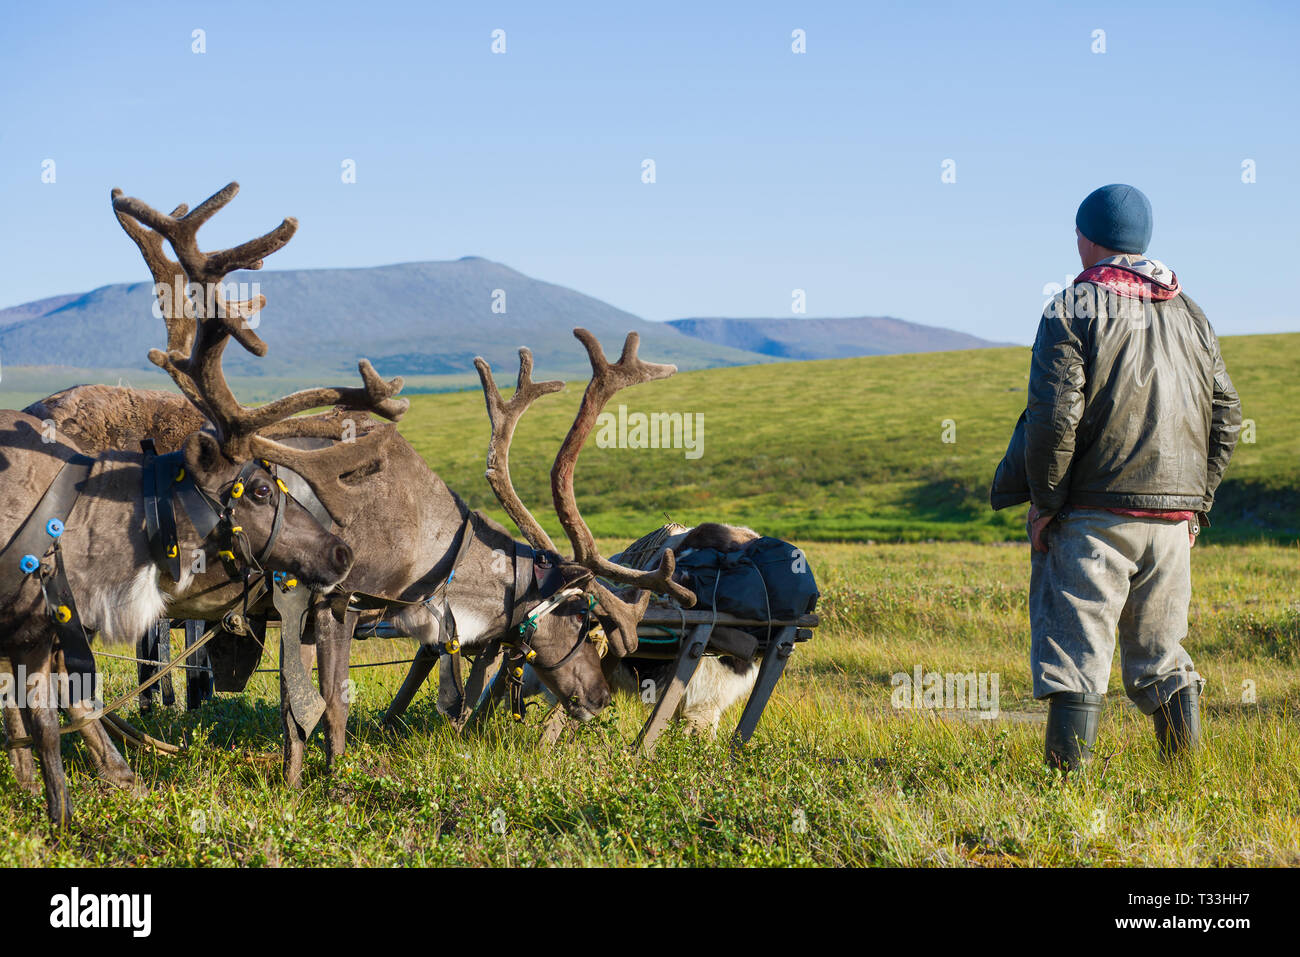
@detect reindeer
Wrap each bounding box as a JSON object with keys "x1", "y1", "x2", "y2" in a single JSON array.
[
  {"x1": 0, "y1": 185, "x2": 415, "y2": 826},
  {"x1": 17, "y1": 184, "x2": 698, "y2": 788}
]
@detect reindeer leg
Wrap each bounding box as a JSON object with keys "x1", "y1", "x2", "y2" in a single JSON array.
[
  {"x1": 2, "y1": 692, "x2": 38, "y2": 794},
  {"x1": 381, "y1": 645, "x2": 437, "y2": 729},
  {"x1": 48, "y1": 649, "x2": 137, "y2": 790},
  {"x1": 14, "y1": 646, "x2": 70, "y2": 828},
  {"x1": 313, "y1": 603, "x2": 355, "y2": 773},
  {"x1": 73, "y1": 712, "x2": 139, "y2": 790},
  {"x1": 278, "y1": 641, "x2": 316, "y2": 789},
  {"x1": 1, "y1": 656, "x2": 36, "y2": 792}
]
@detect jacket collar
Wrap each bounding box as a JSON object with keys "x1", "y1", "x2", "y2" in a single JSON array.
[{"x1": 1075, "y1": 254, "x2": 1180, "y2": 301}]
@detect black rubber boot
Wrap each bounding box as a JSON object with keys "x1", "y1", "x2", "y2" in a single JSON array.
[
  {"x1": 1153, "y1": 685, "x2": 1200, "y2": 760},
  {"x1": 1044, "y1": 692, "x2": 1103, "y2": 771}
]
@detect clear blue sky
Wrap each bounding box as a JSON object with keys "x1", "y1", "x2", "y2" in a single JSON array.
[{"x1": 2, "y1": 0, "x2": 1297, "y2": 344}]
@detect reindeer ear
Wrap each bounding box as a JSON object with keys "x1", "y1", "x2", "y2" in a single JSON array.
[{"x1": 182, "y1": 431, "x2": 225, "y2": 482}]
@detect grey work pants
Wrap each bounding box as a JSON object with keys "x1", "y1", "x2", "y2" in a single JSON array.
[{"x1": 1030, "y1": 508, "x2": 1201, "y2": 714}]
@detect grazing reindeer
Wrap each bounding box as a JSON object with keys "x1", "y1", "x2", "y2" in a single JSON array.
[
  {"x1": 470, "y1": 332, "x2": 768, "y2": 737},
  {"x1": 0, "y1": 183, "x2": 415, "y2": 825},
  {"x1": 380, "y1": 332, "x2": 703, "y2": 726}
]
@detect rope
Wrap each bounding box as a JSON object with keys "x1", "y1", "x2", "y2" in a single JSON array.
[
  {"x1": 251, "y1": 657, "x2": 416, "y2": 674},
  {"x1": 92, "y1": 648, "x2": 211, "y2": 672}
]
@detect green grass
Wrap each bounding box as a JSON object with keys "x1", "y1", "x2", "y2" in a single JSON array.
[
  {"x1": 395, "y1": 333, "x2": 1300, "y2": 545},
  {"x1": 1, "y1": 335, "x2": 1296, "y2": 866},
  {"x1": 1, "y1": 539, "x2": 1296, "y2": 867}
]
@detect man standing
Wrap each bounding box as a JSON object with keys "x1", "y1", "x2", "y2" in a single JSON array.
[{"x1": 991, "y1": 184, "x2": 1242, "y2": 770}]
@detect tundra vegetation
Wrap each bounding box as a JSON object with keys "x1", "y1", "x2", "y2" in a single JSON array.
[{"x1": 0, "y1": 334, "x2": 1295, "y2": 865}]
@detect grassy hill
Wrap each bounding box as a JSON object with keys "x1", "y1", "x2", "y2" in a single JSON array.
[{"x1": 396, "y1": 332, "x2": 1300, "y2": 544}]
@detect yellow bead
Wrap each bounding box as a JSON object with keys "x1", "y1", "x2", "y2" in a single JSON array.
[
  {"x1": 55, "y1": 605, "x2": 72, "y2": 624},
  {"x1": 231, "y1": 482, "x2": 244, "y2": 499}
]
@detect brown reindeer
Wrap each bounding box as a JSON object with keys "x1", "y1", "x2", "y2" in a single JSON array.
[{"x1": 0, "y1": 185, "x2": 413, "y2": 826}]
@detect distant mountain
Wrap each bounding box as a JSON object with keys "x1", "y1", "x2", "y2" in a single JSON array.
[
  {"x1": 666, "y1": 316, "x2": 1010, "y2": 359},
  {"x1": 0, "y1": 292, "x2": 83, "y2": 328},
  {"x1": 0, "y1": 259, "x2": 773, "y2": 382},
  {"x1": 0, "y1": 261, "x2": 1009, "y2": 390}
]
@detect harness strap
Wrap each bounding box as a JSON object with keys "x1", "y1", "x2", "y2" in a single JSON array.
[
  {"x1": 340, "y1": 509, "x2": 480, "y2": 614},
  {"x1": 510, "y1": 541, "x2": 535, "y2": 630},
  {"x1": 258, "y1": 466, "x2": 288, "y2": 567},
  {"x1": 42, "y1": 541, "x2": 97, "y2": 693},
  {"x1": 141, "y1": 440, "x2": 181, "y2": 581},
  {"x1": 436, "y1": 643, "x2": 467, "y2": 719},
  {"x1": 0, "y1": 453, "x2": 94, "y2": 605}
]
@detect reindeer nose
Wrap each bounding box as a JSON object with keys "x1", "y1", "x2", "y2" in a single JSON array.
[
  {"x1": 330, "y1": 542, "x2": 354, "y2": 574},
  {"x1": 592, "y1": 684, "x2": 611, "y2": 710}
]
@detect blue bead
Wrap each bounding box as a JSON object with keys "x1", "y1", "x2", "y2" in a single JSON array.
[
  {"x1": 45, "y1": 518, "x2": 63, "y2": 538},
  {"x1": 19, "y1": 554, "x2": 39, "y2": 574}
]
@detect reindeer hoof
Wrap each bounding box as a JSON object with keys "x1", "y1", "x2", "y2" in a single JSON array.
[{"x1": 102, "y1": 767, "x2": 140, "y2": 791}]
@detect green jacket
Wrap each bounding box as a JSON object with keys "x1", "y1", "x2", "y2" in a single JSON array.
[{"x1": 991, "y1": 257, "x2": 1242, "y2": 525}]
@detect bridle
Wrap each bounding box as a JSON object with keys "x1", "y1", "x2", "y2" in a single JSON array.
[
  {"x1": 500, "y1": 556, "x2": 609, "y2": 722},
  {"x1": 142, "y1": 440, "x2": 292, "y2": 588}
]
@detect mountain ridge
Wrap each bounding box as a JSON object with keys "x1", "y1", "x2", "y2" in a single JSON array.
[{"x1": 0, "y1": 259, "x2": 1007, "y2": 382}]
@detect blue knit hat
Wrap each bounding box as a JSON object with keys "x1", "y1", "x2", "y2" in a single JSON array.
[{"x1": 1075, "y1": 184, "x2": 1152, "y2": 254}]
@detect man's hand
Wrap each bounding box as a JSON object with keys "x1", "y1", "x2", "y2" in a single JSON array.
[{"x1": 1028, "y1": 504, "x2": 1056, "y2": 553}]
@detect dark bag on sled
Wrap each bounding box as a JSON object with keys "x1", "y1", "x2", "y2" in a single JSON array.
[{"x1": 674, "y1": 537, "x2": 819, "y2": 621}]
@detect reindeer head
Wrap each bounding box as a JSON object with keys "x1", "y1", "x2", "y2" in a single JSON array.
[
  {"x1": 110, "y1": 182, "x2": 411, "y2": 589},
  {"x1": 476, "y1": 329, "x2": 698, "y2": 719}
]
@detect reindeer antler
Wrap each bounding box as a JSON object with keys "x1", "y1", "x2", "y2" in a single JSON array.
[
  {"x1": 474, "y1": 339, "x2": 678, "y2": 656},
  {"x1": 112, "y1": 182, "x2": 410, "y2": 523},
  {"x1": 475, "y1": 348, "x2": 565, "y2": 551},
  {"x1": 550, "y1": 329, "x2": 696, "y2": 607},
  {"x1": 112, "y1": 183, "x2": 289, "y2": 359}
]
